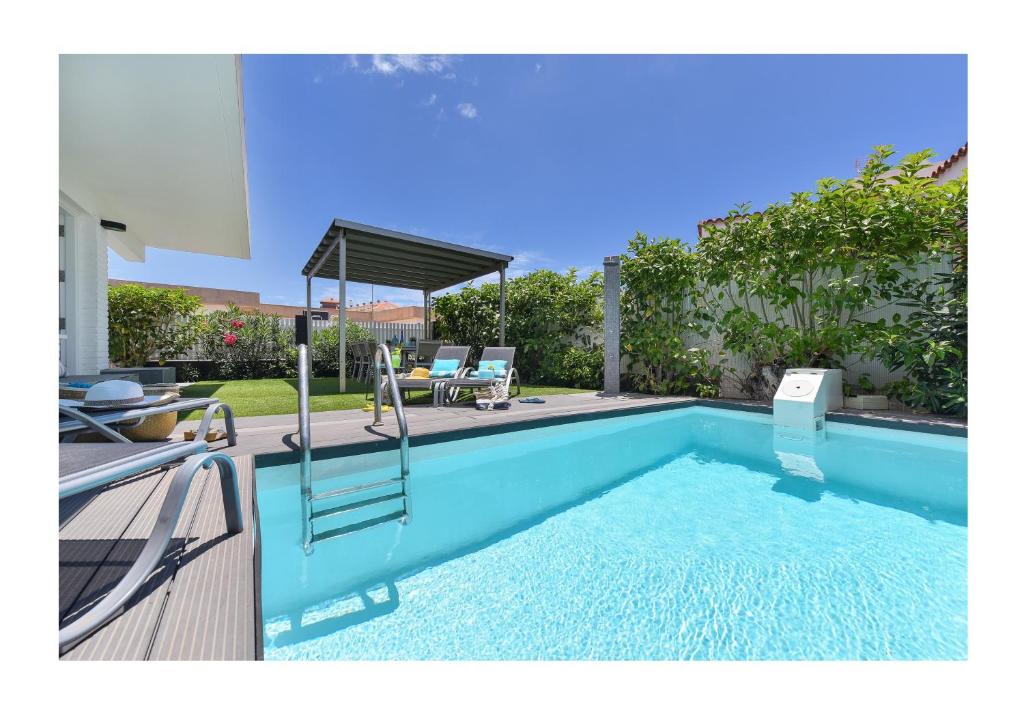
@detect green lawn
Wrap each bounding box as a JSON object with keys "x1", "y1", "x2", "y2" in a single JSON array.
[{"x1": 179, "y1": 377, "x2": 592, "y2": 419}]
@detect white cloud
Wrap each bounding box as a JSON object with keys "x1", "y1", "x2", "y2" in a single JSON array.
[
  {"x1": 535, "y1": 62, "x2": 543, "y2": 73},
  {"x1": 368, "y1": 54, "x2": 455, "y2": 76},
  {"x1": 423, "y1": 93, "x2": 437, "y2": 106},
  {"x1": 456, "y1": 102, "x2": 478, "y2": 119}
]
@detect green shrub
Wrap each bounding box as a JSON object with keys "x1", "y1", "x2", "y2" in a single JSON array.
[
  {"x1": 310, "y1": 321, "x2": 373, "y2": 377},
  {"x1": 619, "y1": 146, "x2": 967, "y2": 410},
  {"x1": 620, "y1": 233, "x2": 721, "y2": 396},
  {"x1": 198, "y1": 305, "x2": 296, "y2": 379},
  {"x1": 699, "y1": 146, "x2": 967, "y2": 400},
  {"x1": 176, "y1": 362, "x2": 201, "y2": 383},
  {"x1": 433, "y1": 268, "x2": 604, "y2": 386},
  {"x1": 551, "y1": 345, "x2": 605, "y2": 389},
  {"x1": 874, "y1": 225, "x2": 967, "y2": 415},
  {"x1": 108, "y1": 284, "x2": 202, "y2": 367}
]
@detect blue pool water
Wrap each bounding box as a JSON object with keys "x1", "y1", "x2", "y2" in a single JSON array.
[{"x1": 256, "y1": 406, "x2": 967, "y2": 660}]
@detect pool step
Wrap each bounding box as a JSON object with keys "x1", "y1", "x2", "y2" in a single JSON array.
[
  {"x1": 311, "y1": 511, "x2": 407, "y2": 543},
  {"x1": 310, "y1": 477, "x2": 403, "y2": 502},
  {"x1": 310, "y1": 491, "x2": 406, "y2": 521},
  {"x1": 307, "y1": 475, "x2": 409, "y2": 545}
]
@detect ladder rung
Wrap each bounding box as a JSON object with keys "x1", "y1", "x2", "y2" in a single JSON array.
[
  {"x1": 312, "y1": 511, "x2": 406, "y2": 543},
  {"x1": 310, "y1": 478, "x2": 402, "y2": 502},
  {"x1": 310, "y1": 492, "x2": 405, "y2": 521}
]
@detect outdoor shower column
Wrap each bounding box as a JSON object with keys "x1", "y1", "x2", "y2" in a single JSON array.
[
  {"x1": 603, "y1": 256, "x2": 621, "y2": 394},
  {"x1": 498, "y1": 264, "x2": 506, "y2": 347},
  {"x1": 337, "y1": 232, "x2": 347, "y2": 393}
]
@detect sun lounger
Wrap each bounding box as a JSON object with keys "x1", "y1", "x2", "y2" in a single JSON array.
[
  {"x1": 58, "y1": 409, "x2": 243, "y2": 650},
  {"x1": 442, "y1": 346, "x2": 520, "y2": 405},
  {"x1": 389, "y1": 345, "x2": 471, "y2": 404}
]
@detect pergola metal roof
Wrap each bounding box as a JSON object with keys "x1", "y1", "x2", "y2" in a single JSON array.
[
  {"x1": 302, "y1": 218, "x2": 513, "y2": 292},
  {"x1": 301, "y1": 218, "x2": 514, "y2": 391}
]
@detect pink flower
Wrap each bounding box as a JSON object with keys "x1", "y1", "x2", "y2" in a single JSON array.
[
  {"x1": 223, "y1": 333, "x2": 238, "y2": 346},
  {"x1": 230, "y1": 319, "x2": 245, "y2": 330}
]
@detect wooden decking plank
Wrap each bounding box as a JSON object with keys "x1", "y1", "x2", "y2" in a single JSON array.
[
  {"x1": 58, "y1": 468, "x2": 168, "y2": 621},
  {"x1": 61, "y1": 465, "x2": 211, "y2": 660},
  {"x1": 148, "y1": 455, "x2": 257, "y2": 660}
]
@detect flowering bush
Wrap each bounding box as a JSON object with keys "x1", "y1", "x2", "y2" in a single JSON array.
[{"x1": 198, "y1": 305, "x2": 296, "y2": 379}]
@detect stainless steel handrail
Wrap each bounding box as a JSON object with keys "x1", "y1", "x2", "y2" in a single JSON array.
[
  {"x1": 297, "y1": 342, "x2": 410, "y2": 555},
  {"x1": 297, "y1": 343, "x2": 314, "y2": 553},
  {"x1": 372, "y1": 343, "x2": 410, "y2": 484}
]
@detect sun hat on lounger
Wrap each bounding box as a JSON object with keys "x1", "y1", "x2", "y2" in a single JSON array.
[{"x1": 63, "y1": 379, "x2": 174, "y2": 410}]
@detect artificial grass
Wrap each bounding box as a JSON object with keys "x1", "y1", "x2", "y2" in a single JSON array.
[{"x1": 179, "y1": 377, "x2": 592, "y2": 419}]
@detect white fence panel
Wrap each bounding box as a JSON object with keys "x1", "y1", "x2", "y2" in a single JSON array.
[
  {"x1": 164, "y1": 318, "x2": 427, "y2": 360},
  {"x1": 292, "y1": 318, "x2": 425, "y2": 346}
]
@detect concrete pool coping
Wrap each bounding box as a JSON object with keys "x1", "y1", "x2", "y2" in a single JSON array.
[{"x1": 166, "y1": 391, "x2": 965, "y2": 467}]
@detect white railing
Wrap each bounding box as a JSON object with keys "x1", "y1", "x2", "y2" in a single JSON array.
[
  {"x1": 299, "y1": 318, "x2": 426, "y2": 346},
  {"x1": 162, "y1": 318, "x2": 427, "y2": 361}
]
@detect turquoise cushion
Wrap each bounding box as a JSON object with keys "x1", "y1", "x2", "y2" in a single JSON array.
[
  {"x1": 429, "y1": 358, "x2": 460, "y2": 377},
  {"x1": 474, "y1": 360, "x2": 508, "y2": 378}
]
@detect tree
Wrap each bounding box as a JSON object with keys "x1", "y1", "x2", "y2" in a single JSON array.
[
  {"x1": 620, "y1": 233, "x2": 721, "y2": 396},
  {"x1": 108, "y1": 284, "x2": 202, "y2": 367},
  {"x1": 433, "y1": 268, "x2": 604, "y2": 386},
  {"x1": 699, "y1": 146, "x2": 968, "y2": 400}
]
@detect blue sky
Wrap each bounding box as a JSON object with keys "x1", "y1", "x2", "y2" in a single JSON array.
[{"x1": 110, "y1": 54, "x2": 967, "y2": 307}]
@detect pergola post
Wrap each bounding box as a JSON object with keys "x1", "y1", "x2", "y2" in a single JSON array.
[
  {"x1": 337, "y1": 232, "x2": 347, "y2": 393},
  {"x1": 498, "y1": 264, "x2": 506, "y2": 346},
  {"x1": 422, "y1": 290, "x2": 430, "y2": 341},
  {"x1": 305, "y1": 276, "x2": 312, "y2": 376}
]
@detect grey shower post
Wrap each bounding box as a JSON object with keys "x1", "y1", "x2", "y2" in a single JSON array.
[{"x1": 603, "y1": 255, "x2": 621, "y2": 394}]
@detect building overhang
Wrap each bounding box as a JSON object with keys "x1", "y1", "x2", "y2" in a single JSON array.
[{"x1": 60, "y1": 54, "x2": 251, "y2": 262}]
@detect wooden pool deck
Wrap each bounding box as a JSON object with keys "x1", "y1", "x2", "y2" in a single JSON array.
[
  {"x1": 58, "y1": 392, "x2": 965, "y2": 660},
  {"x1": 59, "y1": 451, "x2": 259, "y2": 660}
]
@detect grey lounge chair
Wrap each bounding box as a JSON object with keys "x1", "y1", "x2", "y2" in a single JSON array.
[
  {"x1": 442, "y1": 346, "x2": 521, "y2": 404},
  {"x1": 58, "y1": 408, "x2": 243, "y2": 650},
  {"x1": 388, "y1": 345, "x2": 471, "y2": 405},
  {"x1": 411, "y1": 340, "x2": 446, "y2": 368}
]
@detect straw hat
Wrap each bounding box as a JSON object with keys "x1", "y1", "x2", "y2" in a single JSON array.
[{"x1": 63, "y1": 379, "x2": 175, "y2": 410}]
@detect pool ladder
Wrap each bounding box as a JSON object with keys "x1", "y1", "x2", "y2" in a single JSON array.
[{"x1": 297, "y1": 342, "x2": 411, "y2": 554}]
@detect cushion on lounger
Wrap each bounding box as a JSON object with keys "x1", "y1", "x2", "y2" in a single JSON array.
[
  {"x1": 429, "y1": 359, "x2": 461, "y2": 377},
  {"x1": 472, "y1": 360, "x2": 508, "y2": 378}
]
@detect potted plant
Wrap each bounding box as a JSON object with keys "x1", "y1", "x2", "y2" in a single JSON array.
[{"x1": 844, "y1": 374, "x2": 889, "y2": 410}]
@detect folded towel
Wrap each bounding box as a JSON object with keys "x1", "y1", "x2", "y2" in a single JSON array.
[
  {"x1": 409, "y1": 367, "x2": 431, "y2": 379},
  {"x1": 519, "y1": 396, "x2": 546, "y2": 403}
]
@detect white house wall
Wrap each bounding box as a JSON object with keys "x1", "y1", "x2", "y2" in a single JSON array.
[{"x1": 61, "y1": 194, "x2": 109, "y2": 375}]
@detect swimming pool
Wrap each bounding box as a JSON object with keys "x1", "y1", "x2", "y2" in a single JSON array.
[{"x1": 255, "y1": 405, "x2": 967, "y2": 660}]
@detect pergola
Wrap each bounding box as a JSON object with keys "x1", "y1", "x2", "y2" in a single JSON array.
[{"x1": 301, "y1": 218, "x2": 514, "y2": 392}]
